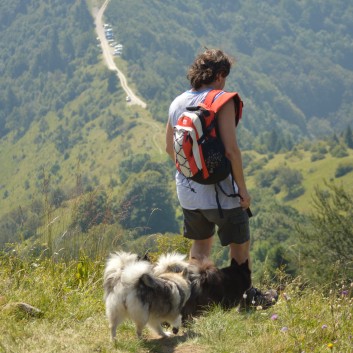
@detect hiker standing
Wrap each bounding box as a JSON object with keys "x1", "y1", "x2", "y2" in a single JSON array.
[{"x1": 165, "y1": 48, "x2": 277, "y2": 309}]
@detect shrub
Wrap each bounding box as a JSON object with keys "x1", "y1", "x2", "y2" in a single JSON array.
[
  {"x1": 335, "y1": 162, "x2": 353, "y2": 178},
  {"x1": 71, "y1": 189, "x2": 119, "y2": 232},
  {"x1": 311, "y1": 152, "x2": 325, "y2": 162},
  {"x1": 330, "y1": 144, "x2": 349, "y2": 158}
]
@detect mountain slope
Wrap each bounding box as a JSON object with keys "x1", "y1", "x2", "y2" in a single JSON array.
[
  {"x1": 1, "y1": 0, "x2": 353, "y2": 245},
  {"x1": 104, "y1": 0, "x2": 353, "y2": 142}
]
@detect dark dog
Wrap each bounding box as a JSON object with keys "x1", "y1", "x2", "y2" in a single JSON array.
[{"x1": 182, "y1": 258, "x2": 251, "y2": 321}]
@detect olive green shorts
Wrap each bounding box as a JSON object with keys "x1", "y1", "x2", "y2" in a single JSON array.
[{"x1": 182, "y1": 207, "x2": 250, "y2": 246}]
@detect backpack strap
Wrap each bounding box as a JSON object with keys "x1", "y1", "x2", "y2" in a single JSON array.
[
  {"x1": 202, "y1": 90, "x2": 243, "y2": 126},
  {"x1": 215, "y1": 182, "x2": 253, "y2": 218}
]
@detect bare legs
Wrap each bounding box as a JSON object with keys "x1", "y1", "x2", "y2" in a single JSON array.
[
  {"x1": 229, "y1": 240, "x2": 251, "y2": 268},
  {"x1": 190, "y1": 237, "x2": 213, "y2": 260},
  {"x1": 190, "y1": 237, "x2": 251, "y2": 267}
]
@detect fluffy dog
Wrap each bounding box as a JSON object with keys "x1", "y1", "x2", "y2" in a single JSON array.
[
  {"x1": 153, "y1": 252, "x2": 189, "y2": 276},
  {"x1": 151, "y1": 253, "x2": 251, "y2": 321},
  {"x1": 103, "y1": 252, "x2": 191, "y2": 340},
  {"x1": 103, "y1": 251, "x2": 140, "y2": 298},
  {"x1": 182, "y1": 258, "x2": 251, "y2": 320}
]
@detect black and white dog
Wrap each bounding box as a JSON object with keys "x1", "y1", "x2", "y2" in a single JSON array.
[{"x1": 103, "y1": 252, "x2": 191, "y2": 340}]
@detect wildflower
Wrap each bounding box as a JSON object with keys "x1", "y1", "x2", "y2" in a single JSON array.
[
  {"x1": 271, "y1": 314, "x2": 278, "y2": 320},
  {"x1": 256, "y1": 305, "x2": 263, "y2": 311},
  {"x1": 280, "y1": 326, "x2": 288, "y2": 333},
  {"x1": 321, "y1": 324, "x2": 327, "y2": 329},
  {"x1": 341, "y1": 290, "x2": 348, "y2": 296},
  {"x1": 327, "y1": 343, "x2": 333, "y2": 349},
  {"x1": 243, "y1": 293, "x2": 247, "y2": 299}
]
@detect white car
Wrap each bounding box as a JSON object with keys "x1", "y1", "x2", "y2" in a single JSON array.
[{"x1": 125, "y1": 96, "x2": 131, "y2": 102}]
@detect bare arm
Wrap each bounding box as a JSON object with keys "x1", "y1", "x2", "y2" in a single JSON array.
[
  {"x1": 217, "y1": 99, "x2": 251, "y2": 209},
  {"x1": 165, "y1": 119, "x2": 174, "y2": 161}
]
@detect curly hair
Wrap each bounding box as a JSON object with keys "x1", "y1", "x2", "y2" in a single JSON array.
[{"x1": 187, "y1": 49, "x2": 234, "y2": 90}]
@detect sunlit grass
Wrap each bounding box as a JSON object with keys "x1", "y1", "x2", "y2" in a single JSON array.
[
  {"x1": 246, "y1": 148, "x2": 353, "y2": 213},
  {"x1": 192, "y1": 280, "x2": 353, "y2": 353},
  {"x1": 1, "y1": 253, "x2": 352, "y2": 353}
]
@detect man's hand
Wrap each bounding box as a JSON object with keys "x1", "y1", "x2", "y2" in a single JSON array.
[{"x1": 238, "y1": 188, "x2": 251, "y2": 210}]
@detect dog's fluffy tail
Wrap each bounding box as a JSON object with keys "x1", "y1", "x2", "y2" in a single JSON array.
[
  {"x1": 120, "y1": 260, "x2": 153, "y2": 288},
  {"x1": 187, "y1": 258, "x2": 224, "y2": 294},
  {"x1": 103, "y1": 252, "x2": 139, "y2": 296},
  {"x1": 153, "y1": 252, "x2": 188, "y2": 276}
]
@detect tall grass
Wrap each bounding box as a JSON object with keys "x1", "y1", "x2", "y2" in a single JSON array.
[{"x1": 1, "y1": 251, "x2": 352, "y2": 353}]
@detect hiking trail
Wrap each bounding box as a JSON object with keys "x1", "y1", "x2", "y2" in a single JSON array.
[{"x1": 93, "y1": 0, "x2": 147, "y2": 108}]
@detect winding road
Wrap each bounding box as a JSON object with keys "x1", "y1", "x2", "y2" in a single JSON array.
[{"x1": 93, "y1": 0, "x2": 147, "y2": 108}]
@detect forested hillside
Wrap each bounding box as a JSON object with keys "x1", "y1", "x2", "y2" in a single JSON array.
[
  {"x1": 0, "y1": 0, "x2": 352, "y2": 286},
  {"x1": 106, "y1": 0, "x2": 353, "y2": 146},
  {"x1": 0, "y1": 0, "x2": 97, "y2": 138}
]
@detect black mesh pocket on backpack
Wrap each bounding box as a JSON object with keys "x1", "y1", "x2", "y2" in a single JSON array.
[{"x1": 191, "y1": 136, "x2": 231, "y2": 185}]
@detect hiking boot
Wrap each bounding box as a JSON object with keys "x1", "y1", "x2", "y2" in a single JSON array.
[{"x1": 238, "y1": 287, "x2": 278, "y2": 311}]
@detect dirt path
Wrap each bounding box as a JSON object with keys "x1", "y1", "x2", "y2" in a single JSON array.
[
  {"x1": 146, "y1": 332, "x2": 206, "y2": 353},
  {"x1": 139, "y1": 119, "x2": 163, "y2": 154},
  {"x1": 93, "y1": 0, "x2": 147, "y2": 108}
]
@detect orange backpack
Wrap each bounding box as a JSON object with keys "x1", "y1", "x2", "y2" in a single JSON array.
[{"x1": 173, "y1": 89, "x2": 243, "y2": 185}]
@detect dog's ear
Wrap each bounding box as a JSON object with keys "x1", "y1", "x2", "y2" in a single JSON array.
[
  {"x1": 231, "y1": 258, "x2": 250, "y2": 269},
  {"x1": 230, "y1": 258, "x2": 239, "y2": 266},
  {"x1": 181, "y1": 267, "x2": 189, "y2": 279},
  {"x1": 139, "y1": 252, "x2": 151, "y2": 262},
  {"x1": 240, "y1": 259, "x2": 250, "y2": 269}
]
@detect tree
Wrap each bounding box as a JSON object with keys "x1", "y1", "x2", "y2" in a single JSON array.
[
  {"x1": 72, "y1": 189, "x2": 118, "y2": 232},
  {"x1": 118, "y1": 154, "x2": 151, "y2": 183},
  {"x1": 119, "y1": 171, "x2": 178, "y2": 236},
  {"x1": 104, "y1": 114, "x2": 124, "y2": 140},
  {"x1": 49, "y1": 187, "x2": 66, "y2": 208},
  {"x1": 107, "y1": 72, "x2": 119, "y2": 94},
  {"x1": 344, "y1": 125, "x2": 353, "y2": 149},
  {"x1": 296, "y1": 184, "x2": 353, "y2": 285},
  {"x1": 249, "y1": 188, "x2": 303, "y2": 282},
  {"x1": 275, "y1": 167, "x2": 304, "y2": 200}
]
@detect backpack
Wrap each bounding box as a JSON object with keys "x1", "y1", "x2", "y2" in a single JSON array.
[{"x1": 173, "y1": 89, "x2": 243, "y2": 185}]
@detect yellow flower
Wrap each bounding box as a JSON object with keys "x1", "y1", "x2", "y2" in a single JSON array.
[{"x1": 327, "y1": 343, "x2": 334, "y2": 349}]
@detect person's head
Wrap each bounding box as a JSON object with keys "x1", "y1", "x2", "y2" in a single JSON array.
[{"x1": 187, "y1": 49, "x2": 233, "y2": 90}]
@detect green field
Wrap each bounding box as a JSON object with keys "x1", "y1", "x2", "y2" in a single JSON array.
[{"x1": 246, "y1": 148, "x2": 353, "y2": 213}]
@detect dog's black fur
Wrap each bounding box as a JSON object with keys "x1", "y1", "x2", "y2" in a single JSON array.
[{"x1": 182, "y1": 258, "x2": 251, "y2": 321}]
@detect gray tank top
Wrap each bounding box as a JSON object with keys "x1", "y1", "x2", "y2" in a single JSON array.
[{"x1": 168, "y1": 89, "x2": 241, "y2": 210}]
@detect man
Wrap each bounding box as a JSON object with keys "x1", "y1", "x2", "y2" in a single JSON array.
[{"x1": 165, "y1": 48, "x2": 277, "y2": 309}]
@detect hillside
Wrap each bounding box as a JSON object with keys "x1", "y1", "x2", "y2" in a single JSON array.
[
  {"x1": 245, "y1": 146, "x2": 353, "y2": 213},
  {"x1": 0, "y1": 0, "x2": 353, "y2": 268},
  {"x1": 104, "y1": 0, "x2": 353, "y2": 141},
  {"x1": 0, "y1": 0, "x2": 166, "y2": 220}
]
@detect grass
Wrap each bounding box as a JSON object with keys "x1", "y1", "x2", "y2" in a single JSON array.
[
  {"x1": 1, "y1": 254, "x2": 352, "y2": 353},
  {"x1": 246, "y1": 148, "x2": 353, "y2": 213}
]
